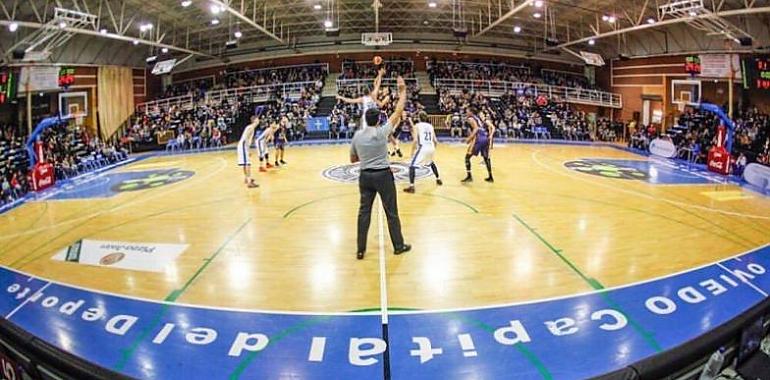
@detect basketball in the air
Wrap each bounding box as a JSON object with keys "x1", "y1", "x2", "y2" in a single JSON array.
[{"x1": 373, "y1": 56, "x2": 383, "y2": 65}]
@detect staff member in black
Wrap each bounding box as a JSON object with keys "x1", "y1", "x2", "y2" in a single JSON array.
[{"x1": 350, "y1": 76, "x2": 411, "y2": 260}]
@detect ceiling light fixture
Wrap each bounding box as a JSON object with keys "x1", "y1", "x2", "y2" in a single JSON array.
[
  {"x1": 8, "y1": 22, "x2": 19, "y2": 32},
  {"x1": 428, "y1": 1, "x2": 437, "y2": 8},
  {"x1": 210, "y1": 3, "x2": 222, "y2": 14},
  {"x1": 139, "y1": 23, "x2": 153, "y2": 32},
  {"x1": 313, "y1": 4, "x2": 322, "y2": 10},
  {"x1": 324, "y1": 20, "x2": 333, "y2": 28},
  {"x1": 234, "y1": 30, "x2": 243, "y2": 38},
  {"x1": 513, "y1": 26, "x2": 522, "y2": 33},
  {"x1": 534, "y1": 0, "x2": 544, "y2": 8},
  {"x1": 588, "y1": 39, "x2": 596, "y2": 45},
  {"x1": 161, "y1": 47, "x2": 169, "y2": 53},
  {"x1": 211, "y1": 19, "x2": 220, "y2": 25},
  {"x1": 646, "y1": 17, "x2": 656, "y2": 24},
  {"x1": 533, "y1": 12, "x2": 542, "y2": 18},
  {"x1": 100, "y1": 28, "x2": 108, "y2": 34},
  {"x1": 58, "y1": 21, "x2": 67, "y2": 28},
  {"x1": 181, "y1": 0, "x2": 192, "y2": 7}
]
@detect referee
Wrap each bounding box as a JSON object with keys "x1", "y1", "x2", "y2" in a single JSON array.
[{"x1": 350, "y1": 76, "x2": 411, "y2": 260}]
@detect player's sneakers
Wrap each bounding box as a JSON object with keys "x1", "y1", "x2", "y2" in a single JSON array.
[
  {"x1": 356, "y1": 251, "x2": 365, "y2": 260},
  {"x1": 259, "y1": 167, "x2": 267, "y2": 172},
  {"x1": 403, "y1": 186, "x2": 415, "y2": 194},
  {"x1": 247, "y1": 179, "x2": 259, "y2": 188},
  {"x1": 280, "y1": 160, "x2": 287, "y2": 164},
  {"x1": 266, "y1": 163, "x2": 274, "y2": 168},
  {"x1": 484, "y1": 177, "x2": 494, "y2": 183},
  {"x1": 396, "y1": 150, "x2": 403, "y2": 158},
  {"x1": 436, "y1": 179, "x2": 443, "y2": 186},
  {"x1": 461, "y1": 175, "x2": 473, "y2": 183},
  {"x1": 274, "y1": 161, "x2": 280, "y2": 167}
]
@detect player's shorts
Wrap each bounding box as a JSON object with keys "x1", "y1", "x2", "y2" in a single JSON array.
[
  {"x1": 257, "y1": 139, "x2": 268, "y2": 158},
  {"x1": 236, "y1": 140, "x2": 250, "y2": 166},
  {"x1": 470, "y1": 139, "x2": 490, "y2": 157},
  {"x1": 275, "y1": 138, "x2": 286, "y2": 149},
  {"x1": 410, "y1": 145, "x2": 435, "y2": 167}
]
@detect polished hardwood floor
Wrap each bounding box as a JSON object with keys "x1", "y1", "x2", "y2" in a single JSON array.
[{"x1": 1, "y1": 143, "x2": 768, "y2": 312}]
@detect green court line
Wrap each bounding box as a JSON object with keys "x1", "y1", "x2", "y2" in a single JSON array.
[
  {"x1": 512, "y1": 214, "x2": 603, "y2": 290},
  {"x1": 113, "y1": 217, "x2": 252, "y2": 370},
  {"x1": 282, "y1": 193, "x2": 356, "y2": 218},
  {"x1": 416, "y1": 193, "x2": 479, "y2": 213},
  {"x1": 511, "y1": 213, "x2": 661, "y2": 352}
]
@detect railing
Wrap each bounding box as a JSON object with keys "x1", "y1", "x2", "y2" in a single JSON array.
[
  {"x1": 222, "y1": 62, "x2": 329, "y2": 79},
  {"x1": 205, "y1": 81, "x2": 317, "y2": 105},
  {"x1": 433, "y1": 60, "x2": 531, "y2": 74},
  {"x1": 135, "y1": 94, "x2": 195, "y2": 115},
  {"x1": 341, "y1": 59, "x2": 414, "y2": 73},
  {"x1": 336, "y1": 78, "x2": 420, "y2": 92},
  {"x1": 433, "y1": 78, "x2": 623, "y2": 109},
  {"x1": 540, "y1": 68, "x2": 586, "y2": 78}
]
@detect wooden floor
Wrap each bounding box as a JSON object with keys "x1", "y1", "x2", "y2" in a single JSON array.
[{"x1": 1, "y1": 143, "x2": 769, "y2": 312}]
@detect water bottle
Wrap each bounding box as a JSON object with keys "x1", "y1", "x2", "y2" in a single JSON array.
[{"x1": 699, "y1": 347, "x2": 726, "y2": 380}]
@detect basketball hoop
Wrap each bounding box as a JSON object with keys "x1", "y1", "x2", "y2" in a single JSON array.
[{"x1": 675, "y1": 102, "x2": 686, "y2": 114}]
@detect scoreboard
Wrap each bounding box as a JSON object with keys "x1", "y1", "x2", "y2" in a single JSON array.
[
  {"x1": 0, "y1": 71, "x2": 16, "y2": 105},
  {"x1": 742, "y1": 55, "x2": 770, "y2": 90},
  {"x1": 58, "y1": 67, "x2": 76, "y2": 89},
  {"x1": 684, "y1": 55, "x2": 702, "y2": 75}
]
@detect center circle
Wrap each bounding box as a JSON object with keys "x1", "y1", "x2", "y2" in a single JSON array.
[{"x1": 322, "y1": 162, "x2": 433, "y2": 183}]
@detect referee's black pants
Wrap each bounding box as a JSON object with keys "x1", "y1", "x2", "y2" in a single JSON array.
[{"x1": 357, "y1": 168, "x2": 405, "y2": 252}]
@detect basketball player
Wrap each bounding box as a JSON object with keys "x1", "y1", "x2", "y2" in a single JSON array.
[
  {"x1": 236, "y1": 116, "x2": 260, "y2": 188},
  {"x1": 404, "y1": 111, "x2": 442, "y2": 193},
  {"x1": 335, "y1": 67, "x2": 386, "y2": 128},
  {"x1": 257, "y1": 123, "x2": 278, "y2": 172},
  {"x1": 274, "y1": 120, "x2": 288, "y2": 167},
  {"x1": 461, "y1": 107, "x2": 495, "y2": 183}
]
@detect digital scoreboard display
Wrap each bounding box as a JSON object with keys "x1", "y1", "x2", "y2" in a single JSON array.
[
  {"x1": 684, "y1": 55, "x2": 702, "y2": 75},
  {"x1": 742, "y1": 55, "x2": 770, "y2": 90},
  {"x1": 58, "y1": 67, "x2": 76, "y2": 88},
  {"x1": 0, "y1": 71, "x2": 16, "y2": 104}
]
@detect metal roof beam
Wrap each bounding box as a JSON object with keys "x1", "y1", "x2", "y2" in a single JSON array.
[
  {"x1": 0, "y1": 19, "x2": 217, "y2": 59},
  {"x1": 475, "y1": 0, "x2": 534, "y2": 37},
  {"x1": 550, "y1": 6, "x2": 770, "y2": 50},
  {"x1": 209, "y1": 0, "x2": 283, "y2": 44}
]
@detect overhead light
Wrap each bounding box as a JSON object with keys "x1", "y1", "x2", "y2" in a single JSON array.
[
  {"x1": 428, "y1": 1, "x2": 437, "y2": 7},
  {"x1": 210, "y1": 3, "x2": 223, "y2": 14},
  {"x1": 602, "y1": 15, "x2": 609, "y2": 21},
  {"x1": 234, "y1": 30, "x2": 243, "y2": 38},
  {"x1": 588, "y1": 39, "x2": 595, "y2": 45},
  {"x1": 211, "y1": 19, "x2": 220, "y2": 25},
  {"x1": 100, "y1": 28, "x2": 108, "y2": 34},
  {"x1": 139, "y1": 23, "x2": 153, "y2": 32},
  {"x1": 324, "y1": 20, "x2": 333, "y2": 28},
  {"x1": 646, "y1": 17, "x2": 656, "y2": 24},
  {"x1": 225, "y1": 40, "x2": 238, "y2": 49},
  {"x1": 689, "y1": 11, "x2": 697, "y2": 16},
  {"x1": 534, "y1": 0, "x2": 544, "y2": 7},
  {"x1": 607, "y1": 16, "x2": 616, "y2": 23},
  {"x1": 533, "y1": 12, "x2": 542, "y2": 18},
  {"x1": 161, "y1": 47, "x2": 169, "y2": 53},
  {"x1": 146, "y1": 56, "x2": 158, "y2": 63},
  {"x1": 513, "y1": 26, "x2": 522, "y2": 33},
  {"x1": 181, "y1": 0, "x2": 192, "y2": 7},
  {"x1": 58, "y1": 21, "x2": 67, "y2": 28},
  {"x1": 8, "y1": 22, "x2": 18, "y2": 32},
  {"x1": 133, "y1": 40, "x2": 140, "y2": 45},
  {"x1": 313, "y1": 4, "x2": 322, "y2": 10}
]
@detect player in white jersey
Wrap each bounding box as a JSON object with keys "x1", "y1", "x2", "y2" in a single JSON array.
[
  {"x1": 236, "y1": 116, "x2": 260, "y2": 188},
  {"x1": 256, "y1": 123, "x2": 278, "y2": 172},
  {"x1": 404, "y1": 111, "x2": 442, "y2": 193},
  {"x1": 335, "y1": 67, "x2": 386, "y2": 128}
]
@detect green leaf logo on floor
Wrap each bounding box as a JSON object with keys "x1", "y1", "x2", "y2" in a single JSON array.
[
  {"x1": 111, "y1": 169, "x2": 195, "y2": 192},
  {"x1": 564, "y1": 160, "x2": 649, "y2": 180}
]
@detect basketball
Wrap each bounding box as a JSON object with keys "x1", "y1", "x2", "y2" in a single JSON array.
[{"x1": 373, "y1": 55, "x2": 383, "y2": 65}]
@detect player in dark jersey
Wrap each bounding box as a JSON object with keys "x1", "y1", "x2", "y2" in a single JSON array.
[
  {"x1": 274, "y1": 119, "x2": 288, "y2": 167},
  {"x1": 461, "y1": 107, "x2": 494, "y2": 183}
]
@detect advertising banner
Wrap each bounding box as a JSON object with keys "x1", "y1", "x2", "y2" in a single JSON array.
[{"x1": 52, "y1": 239, "x2": 188, "y2": 273}]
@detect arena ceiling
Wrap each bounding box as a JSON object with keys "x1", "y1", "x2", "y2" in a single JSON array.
[{"x1": 1, "y1": 0, "x2": 769, "y2": 68}]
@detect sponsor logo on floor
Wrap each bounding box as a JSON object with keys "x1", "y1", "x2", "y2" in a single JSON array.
[
  {"x1": 322, "y1": 162, "x2": 432, "y2": 183},
  {"x1": 51, "y1": 239, "x2": 188, "y2": 272},
  {"x1": 565, "y1": 158, "x2": 721, "y2": 184}
]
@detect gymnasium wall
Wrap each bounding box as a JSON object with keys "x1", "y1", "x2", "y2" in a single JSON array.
[{"x1": 611, "y1": 55, "x2": 770, "y2": 127}]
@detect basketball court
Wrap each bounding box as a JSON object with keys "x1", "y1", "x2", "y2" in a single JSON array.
[{"x1": 1, "y1": 142, "x2": 769, "y2": 378}]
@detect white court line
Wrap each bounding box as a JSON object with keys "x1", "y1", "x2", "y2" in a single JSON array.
[
  {"x1": 716, "y1": 263, "x2": 769, "y2": 297},
  {"x1": 378, "y1": 199, "x2": 389, "y2": 325},
  {"x1": 6, "y1": 282, "x2": 51, "y2": 320}
]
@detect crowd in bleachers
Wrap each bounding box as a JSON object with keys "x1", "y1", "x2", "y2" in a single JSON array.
[
  {"x1": 428, "y1": 60, "x2": 594, "y2": 89},
  {"x1": 1, "y1": 125, "x2": 30, "y2": 206},
  {"x1": 340, "y1": 57, "x2": 415, "y2": 80},
  {"x1": 1, "y1": 121, "x2": 128, "y2": 207},
  {"x1": 437, "y1": 88, "x2": 592, "y2": 140},
  {"x1": 160, "y1": 63, "x2": 328, "y2": 100}
]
